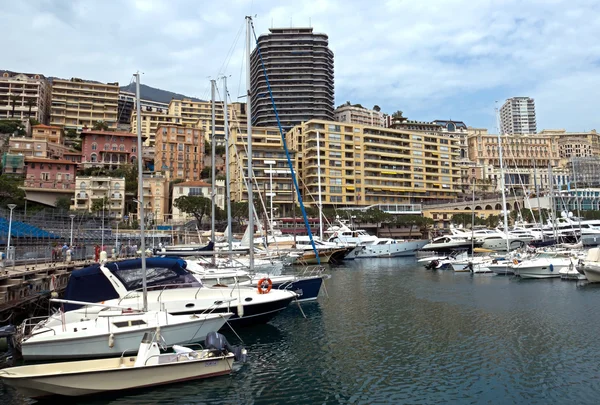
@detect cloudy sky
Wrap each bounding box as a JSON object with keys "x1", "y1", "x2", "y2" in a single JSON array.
[{"x1": 3, "y1": 0, "x2": 600, "y2": 131}]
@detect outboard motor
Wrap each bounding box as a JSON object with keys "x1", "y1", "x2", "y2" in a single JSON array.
[
  {"x1": 425, "y1": 260, "x2": 440, "y2": 270},
  {"x1": 0, "y1": 324, "x2": 17, "y2": 367},
  {"x1": 205, "y1": 331, "x2": 247, "y2": 363}
]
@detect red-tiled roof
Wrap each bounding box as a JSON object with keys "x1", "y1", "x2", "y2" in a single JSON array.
[
  {"x1": 81, "y1": 129, "x2": 139, "y2": 138},
  {"x1": 33, "y1": 124, "x2": 62, "y2": 130},
  {"x1": 176, "y1": 181, "x2": 212, "y2": 187},
  {"x1": 24, "y1": 157, "x2": 78, "y2": 165}
]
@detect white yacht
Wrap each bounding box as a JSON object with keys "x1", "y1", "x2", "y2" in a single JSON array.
[
  {"x1": 420, "y1": 235, "x2": 478, "y2": 253},
  {"x1": 327, "y1": 222, "x2": 427, "y2": 257}
]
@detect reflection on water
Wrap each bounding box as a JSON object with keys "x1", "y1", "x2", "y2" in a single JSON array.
[{"x1": 3, "y1": 258, "x2": 600, "y2": 404}]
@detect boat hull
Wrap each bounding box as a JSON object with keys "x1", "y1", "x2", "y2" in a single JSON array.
[
  {"x1": 582, "y1": 263, "x2": 600, "y2": 282},
  {"x1": 515, "y1": 263, "x2": 570, "y2": 279},
  {"x1": 268, "y1": 277, "x2": 323, "y2": 302},
  {"x1": 2, "y1": 354, "x2": 233, "y2": 398},
  {"x1": 353, "y1": 240, "x2": 429, "y2": 258},
  {"x1": 21, "y1": 314, "x2": 229, "y2": 361}
]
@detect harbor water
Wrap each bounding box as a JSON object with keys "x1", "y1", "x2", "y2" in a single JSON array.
[{"x1": 3, "y1": 257, "x2": 600, "y2": 404}]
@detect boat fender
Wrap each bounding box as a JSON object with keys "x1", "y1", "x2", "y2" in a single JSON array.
[
  {"x1": 513, "y1": 259, "x2": 519, "y2": 265},
  {"x1": 108, "y1": 333, "x2": 115, "y2": 348},
  {"x1": 237, "y1": 303, "x2": 244, "y2": 318},
  {"x1": 550, "y1": 264, "x2": 554, "y2": 272}
]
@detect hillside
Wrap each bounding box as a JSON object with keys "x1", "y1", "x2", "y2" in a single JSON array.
[{"x1": 119, "y1": 83, "x2": 203, "y2": 104}]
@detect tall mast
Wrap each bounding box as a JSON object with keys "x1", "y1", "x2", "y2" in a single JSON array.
[
  {"x1": 316, "y1": 131, "x2": 323, "y2": 240},
  {"x1": 134, "y1": 72, "x2": 147, "y2": 312},
  {"x1": 495, "y1": 104, "x2": 510, "y2": 251},
  {"x1": 223, "y1": 76, "x2": 233, "y2": 253},
  {"x1": 246, "y1": 16, "x2": 254, "y2": 270},
  {"x1": 210, "y1": 79, "x2": 217, "y2": 265},
  {"x1": 533, "y1": 161, "x2": 544, "y2": 239}
]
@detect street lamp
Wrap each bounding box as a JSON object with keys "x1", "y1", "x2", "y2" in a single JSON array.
[
  {"x1": 264, "y1": 160, "x2": 276, "y2": 225},
  {"x1": 6, "y1": 204, "x2": 17, "y2": 262},
  {"x1": 69, "y1": 214, "x2": 75, "y2": 247}
]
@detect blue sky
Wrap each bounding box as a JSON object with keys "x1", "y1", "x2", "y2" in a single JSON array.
[{"x1": 3, "y1": 0, "x2": 600, "y2": 132}]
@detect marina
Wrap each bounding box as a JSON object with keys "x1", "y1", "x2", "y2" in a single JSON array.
[{"x1": 3, "y1": 258, "x2": 600, "y2": 404}]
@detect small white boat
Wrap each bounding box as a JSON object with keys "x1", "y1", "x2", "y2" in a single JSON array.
[
  {"x1": 20, "y1": 305, "x2": 232, "y2": 360},
  {"x1": 513, "y1": 253, "x2": 574, "y2": 279},
  {"x1": 578, "y1": 247, "x2": 600, "y2": 282},
  {"x1": 1, "y1": 331, "x2": 246, "y2": 399}
]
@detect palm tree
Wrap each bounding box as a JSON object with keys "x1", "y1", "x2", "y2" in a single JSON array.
[
  {"x1": 26, "y1": 98, "x2": 35, "y2": 118},
  {"x1": 9, "y1": 95, "x2": 19, "y2": 118}
]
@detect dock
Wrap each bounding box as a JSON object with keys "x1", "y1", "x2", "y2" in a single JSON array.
[{"x1": 0, "y1": 259, "x2": 97, "y2": 316}]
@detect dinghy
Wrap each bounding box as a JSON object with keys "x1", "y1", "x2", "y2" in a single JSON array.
[{"x1": 1, "y1": 331, "x2": 246, "y2": 399}]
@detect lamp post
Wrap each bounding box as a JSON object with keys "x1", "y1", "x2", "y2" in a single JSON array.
[
  {"x1": 264, "y1": 160, "x2": 276, "y2": 225},
  {"x1": 69, "y1": 214, "x2": 75, "y2": 247},
  {"x1": 6, "y1": 204, "x2": 17, "y2": 262}
]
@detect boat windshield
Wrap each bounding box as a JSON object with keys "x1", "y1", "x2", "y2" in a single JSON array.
[{"x1": 113, "y1": 266, "x2": 200, "y2": 290}]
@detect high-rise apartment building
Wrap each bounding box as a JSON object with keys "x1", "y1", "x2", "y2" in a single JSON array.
[
  {"x1": 154, "y1": 124, "x2": 204, "y2": 180},
  {"x1": 50, "y1": 78, "x2": 119, "y2": 132},
  {"x1": 287, "y1": 120, "x2": 461, "y2": 208},
  {"x1": 167, "y1": 98, "x2": 246, "y2": 146},
  {"x1": 229, "y1": 126, "x2": 295, "y2": 215},
  {"x1": 499, "y1": 97, "x2": 537, "y2": 135},
  {"x1": 334, "y1": 104, "x2": 384, "y2": 127},
  {"x1": 250, "y1": 28, "x2": 334, "y2": 130},
  {"x1": 118, "y1": 91, "x2": 170, "y2": 127},
  {"x1": 0, "y1": 70, "x2": 51, "y2": 123}
]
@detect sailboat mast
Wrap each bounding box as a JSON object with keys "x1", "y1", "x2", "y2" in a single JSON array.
[
  {"x1": 533, "y1": 161, "x2": 544, "y2": 238},
  {"x1": 495, "y1": 105, "x2": 510, "y2": 251},
  {"x1": 246, "y1": 16, "x2": 254, "y2": 270},
  {"x1": 316, "y1": 131, "x2": 323, "y2": 240},
  {"x1": 134, "y1": 72, "x2": 147, "y2": 312},
  {"x1": 210, "y1": 80, "x2": 217, "y2": 265},
  {"x1": 471, "y1": 177, "x2": 475, "y2": 255},
  {"x1": 223, "y1": 76, "x2": 233, "y2": 253}
]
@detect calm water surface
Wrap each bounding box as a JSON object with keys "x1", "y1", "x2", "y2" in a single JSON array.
[{"x1": 3, "y1": 258, "x2": 600, "y2": 404}]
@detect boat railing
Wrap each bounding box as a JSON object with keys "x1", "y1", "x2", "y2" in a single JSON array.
[
  {"x1": 117, "y1": 283, "x2": 202, "y2": 305},
  {"x1": 19, "y1": 315, "x2": 58, "y2": 339}
]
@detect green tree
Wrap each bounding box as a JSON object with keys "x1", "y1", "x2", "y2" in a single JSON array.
[
  {"x1": 373, "y1": 105, "x2": 381, "y2": 112},
  {"x1": 204, "y1": 140, "x2": 211, "y2": 156},
  {"x1": 91, "y1": 197, "x2": 109, "y2": 214},
  {"x1": 55, "y1": 195, "x2": 72, "y2": 211},
  {"x1": 232, "y1": 201, "x2": 248, "y2": 224},
  {"x1": 9, "y1": 95, "x2": 18, "y2": 118},
  {"x1": 111, "y1": 164, "x2": 138, "y2": 193},
  {"x1": 215, "y1": 145, "x2": 226, "y2": 155},
  {"x1": 200, "y1": 166, "x2": 211, "y2": 179},
  {"x1": 392, "y1": 110, "x2": 404, "y2": 119},
  {"x1": 174, "y1": 195, "x2": 212, "y2": 225},
  {"x1": 26, "y1": 98, "x2": 35, "y2": 118},
  {"x1": 0, "y1": 175, "x2": 25, "y2": 206},
  {"x1": 0, "y1": 120, "x2": 25, "y2": 135},
  {"x1": 65, "y1": 129, "x2": 78, "y2": 138},
  {"x1": 29, "y1": 118, "x2": 40, "y2": 126},
  {"x1": 92, "y1": 120, "x2": 110, "y2": 131}
]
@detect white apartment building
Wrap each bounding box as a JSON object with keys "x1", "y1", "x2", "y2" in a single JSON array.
[
  {"x1": 334, "y1": 104, "x2": 384, "y2": 127},
  {"x1": 71, "y1": 176, "x2": 126, "y2": 219},
  {"x1": 499, "y1": 97, "x2": 537, "y2": 135}
]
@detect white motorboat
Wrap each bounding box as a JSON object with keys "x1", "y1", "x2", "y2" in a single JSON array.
[
  {"x1": 20, "y1": 306, "x2": 232, "y2": 361},
  {"x1": 2, "y1": 331, "x2": 245, "y2": 398},
  {"x1": 420, "y1": 235, "x2": 478, "y2": 254},
  {"x1": 513, "y1": 253, "x2": 575, "y2": 279},
  {"x1": 488, "y1": 260, "x2": 515, "y2": 275},
  {"x1": 40, "y1": 257, "x2": 297, "y2": 333},
  {"x1": 578, "y1": 247, "x2": 600, "y2": 282}
]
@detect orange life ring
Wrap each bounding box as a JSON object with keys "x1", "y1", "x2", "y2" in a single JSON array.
[{"x1": 257, "y1": 278, "x2": 273, "y2": 294}]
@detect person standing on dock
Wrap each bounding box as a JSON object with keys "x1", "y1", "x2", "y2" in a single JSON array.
[{"x1": 94, "y1": 245, "x2": 100, "y2": 262}]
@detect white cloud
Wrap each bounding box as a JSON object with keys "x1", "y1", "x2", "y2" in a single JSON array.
[{"x1": 0, "y1": 0, "x2": 599, "y2": 130}]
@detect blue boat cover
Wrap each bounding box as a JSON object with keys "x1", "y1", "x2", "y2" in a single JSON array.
[{"x1": 63, "y1": 257, "x2": 190, "y2": 311}]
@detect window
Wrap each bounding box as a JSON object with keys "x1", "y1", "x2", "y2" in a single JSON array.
[
  {"x1": 91, "y1": 143, "x2": 97, "y2": 150},
  {"x1": 132, "y1": 146, "x2": 137, "y2": 153},
  {"x1": 330, "y1": 186, "x2": 342, "y2": 193},
  {"x1": 104, "y1": 143, "x2": 109, "y2": 150},
  {"x1": 41, "y1": 173, "x2": 50, "y2": 181},
  {"x1": 120, "y1": 144, "x2": 125, "y2": 151},
  {"x1": 91, "y1": 153, "x2": 97, "y2": 162}
]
